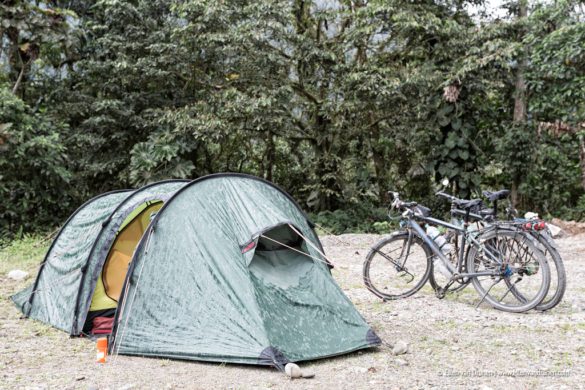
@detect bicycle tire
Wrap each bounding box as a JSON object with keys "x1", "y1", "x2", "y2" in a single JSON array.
[
  {"x1": 466, "y1": 229, "x2": 550, "y2": 313},
  {"x1": 363, "y1": 232, "x2": 432, "y2": 300},
  {"x1": 511, "y1": 230, "x2": 566, "y2": 311}
]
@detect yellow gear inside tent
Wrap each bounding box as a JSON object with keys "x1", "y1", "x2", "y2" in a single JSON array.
[{"x1": 89, "y1": 201, "x2": 163, "y2": 311}]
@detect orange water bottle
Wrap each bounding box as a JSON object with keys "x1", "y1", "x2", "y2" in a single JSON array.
[{"x1": 96, "y1": 337, "x2": 108, "y2": 363}]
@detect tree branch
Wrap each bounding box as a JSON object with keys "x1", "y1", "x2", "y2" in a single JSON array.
[
  {"x1": 12, "y1": 62, "x2": 26, "y2": 95},
  {"x1": 291, "y1": 82, "x2": 321, "y2": 104}
]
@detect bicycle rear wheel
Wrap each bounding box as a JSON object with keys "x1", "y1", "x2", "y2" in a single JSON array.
[
  {"x1": 363, "y1": 232, "x2": 432, "y2": 300},
  {"x1": 466, "y1": 229, "x2": 550, "y2": 313},
  {"x1": 513, "y1": 231, "x2": 566, "y2": 311}
]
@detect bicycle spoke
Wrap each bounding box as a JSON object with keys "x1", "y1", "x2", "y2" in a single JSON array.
[{"x1": 364, "y1": 234, "x2": 431, "y2": 300}]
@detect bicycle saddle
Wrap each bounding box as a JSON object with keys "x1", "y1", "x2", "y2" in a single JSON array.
[
  {"x1": 453, "y1": 198, "x2": 483, "y2": 210},
  {"x1": 482, "y1": 189, "x2": 510, "y2": 202}
]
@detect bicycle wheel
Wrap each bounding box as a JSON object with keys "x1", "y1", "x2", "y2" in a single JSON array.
[
  {"x1": 514, "y1": 231, "x2": 566, "y2": 311},
  {"x1": 363, "y1": 231, "x2": 432, "y2": 300},
  {"x1": 466, "y1": 229, "x2": 550, "y2": 313}
]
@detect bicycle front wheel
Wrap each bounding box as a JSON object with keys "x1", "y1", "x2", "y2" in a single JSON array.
[
  {"x1": 363, "y1": 232, "x2": 432, "y2": 300},
  {"x1": 466, "y1": 229, "x2": 550, "y2": 313}
]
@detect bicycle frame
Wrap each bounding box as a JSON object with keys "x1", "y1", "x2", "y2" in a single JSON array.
[{"x1": 403, "y1": 215, "x2": 501, "y2": 281}]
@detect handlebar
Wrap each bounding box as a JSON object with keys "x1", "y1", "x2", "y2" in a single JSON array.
[{"x1": 387, "y1": 190, "x2": 417, "y2": 210}]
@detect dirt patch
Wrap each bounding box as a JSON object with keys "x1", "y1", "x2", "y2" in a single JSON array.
[
  {"x1": 550, "y1": 218, "x2": 585, "y2": 236},
  {"x1": 1, "y1": 234, "x2": 584, "y2": 389}
]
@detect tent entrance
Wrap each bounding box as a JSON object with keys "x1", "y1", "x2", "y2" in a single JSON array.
[
  {"x1": 248, "y1": 224, "x2": 314, "y2": 289},
  {"x1": 88, "y1": 200, "x2": 163, "y2": 313},
  {"x1": 102, "y1": 200, "x2": 163, "y2": 302},
  {"x1": 85, "y1": 200, "x2": 163, "y2": 334}
]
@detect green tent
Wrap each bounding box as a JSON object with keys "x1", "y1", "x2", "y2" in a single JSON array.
[{"x1": 13, "y1": 174, "x2": 380, "y2": 368}]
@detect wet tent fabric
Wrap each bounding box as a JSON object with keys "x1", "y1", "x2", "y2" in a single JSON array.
[
  {"x1": 111, "y1": 175, "x2": 380, "y2": 365},
  {"x1": 11, "y1": 190, "x2": 133, "y2": 333},
  {"x1": 11, "y1": 180, "x2": 189, "y2": 335},
  {"x1": 74, "y1": 180, "x2": 188, "y2": 334}
]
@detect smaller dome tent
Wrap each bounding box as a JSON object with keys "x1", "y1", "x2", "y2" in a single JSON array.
[
  {"x1": 109, "y1": 174, "x2": 380, "y2": 367},
  {"x1": 11, "y1": 180, "x2": 190, "y2": 334}
]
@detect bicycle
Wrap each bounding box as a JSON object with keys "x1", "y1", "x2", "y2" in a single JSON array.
[
  {"x1": 363, "y1": 191, "x2": 551, "y2": 313},
  {"x1": 430, "y1": 189, "x2": 566, "y2": 311}
]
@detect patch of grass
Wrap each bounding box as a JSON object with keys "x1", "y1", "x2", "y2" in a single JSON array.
[
  {"x1": 559, "y1": 323, "x2": 572, "y2": 332},
  {"x1": 29, "y1": 320, "x2": 58, "y2": 338},
  {"x1": 419, "y1": 285, "x2": 436, "y2": 295},
  {"x1": 556, "y1": 322, "x2": 585, "y2": 333},
  {"x1": 0, "y1": 234, "x2": 48, "y2": 274},
  {"x1": 437, "y1": 319, "x2": 458, "y2": 329},
  {"x1": 555, "y1": 352, "x2": 574, "y2": 368},
  {"x1": 371, "y1": 301, "x2": 393, "y2": 313},
  {"x1": 458, "y1": 322, "x2": 475, "y2": 330}
]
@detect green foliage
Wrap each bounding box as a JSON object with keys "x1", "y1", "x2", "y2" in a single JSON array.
[
  {"x1": 526, "y1": 0, "x2": 585, "y2": 125},
  {"x1": 310, "y1": 204, "x2": 391, "y2": 235},
  {"x1": 0, "y1": 86, "x2": 71, "y2": 235},
  {"x1": 520, "y1": 131, "x2": 583, "y2": 217},
  {"x1": 1, "y1": 0, "x2": 585, "y2": 236}
]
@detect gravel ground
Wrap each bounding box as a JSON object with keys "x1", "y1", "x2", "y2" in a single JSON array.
[{"x1": 1, "y1": 233, "x2": 584, "y2": 389}]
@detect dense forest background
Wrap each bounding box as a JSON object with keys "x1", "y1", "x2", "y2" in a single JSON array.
[{"x1": 1, "y1": 0, "x2": 584, "y2": 237}]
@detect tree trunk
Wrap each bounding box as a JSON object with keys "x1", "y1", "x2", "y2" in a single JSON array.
[
  {"x1": 369, "y1": 125, "x2": 387, "y2": 203},
  {"x1": 12, "y1": 64, "x2": 26, "y2": 95},
  {"x1": 264, "y1": 131, "x2": 275, "y2": 182},
  {"x1": 511, "y1": 0, "x2": 528, "y2": 208},
  {"x1": 579, "y1": 134, "x2": 585, "y2": 189}
]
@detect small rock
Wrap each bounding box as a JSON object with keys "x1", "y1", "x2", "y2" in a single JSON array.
[
  {"x1": 118, "y1": 385, "x2": 136, "y2": 390},
  {"x1": 367, "y1": 366, "x2": 377, "y2": 373},
  {"x1": 395, "y1": 358, "x2": 408, "y2": 366},
  {"x1": 7, "y1": 270, "x2": 29, "y2": 281},
  {"x1": 392, "y1": 341, "x2": 408, "y2": 356},
  {"x1": 547, "y1": 224, "x2": 563, "y2": 238},
  {"x1": 285, "y1": 363, "x2": 302, "y2": 378}
]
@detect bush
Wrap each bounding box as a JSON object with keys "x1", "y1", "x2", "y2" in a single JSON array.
[
  {"x1": 309, "y1": 202, "x2": 393, "y2": 235},
  {"x1": 0, "y1": 86, "x2": 72, "y2": 236}
]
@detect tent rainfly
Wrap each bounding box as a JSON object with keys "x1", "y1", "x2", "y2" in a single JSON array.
[{"x1": 12, "y1": 174, "x2": 381, "y2": 368}]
